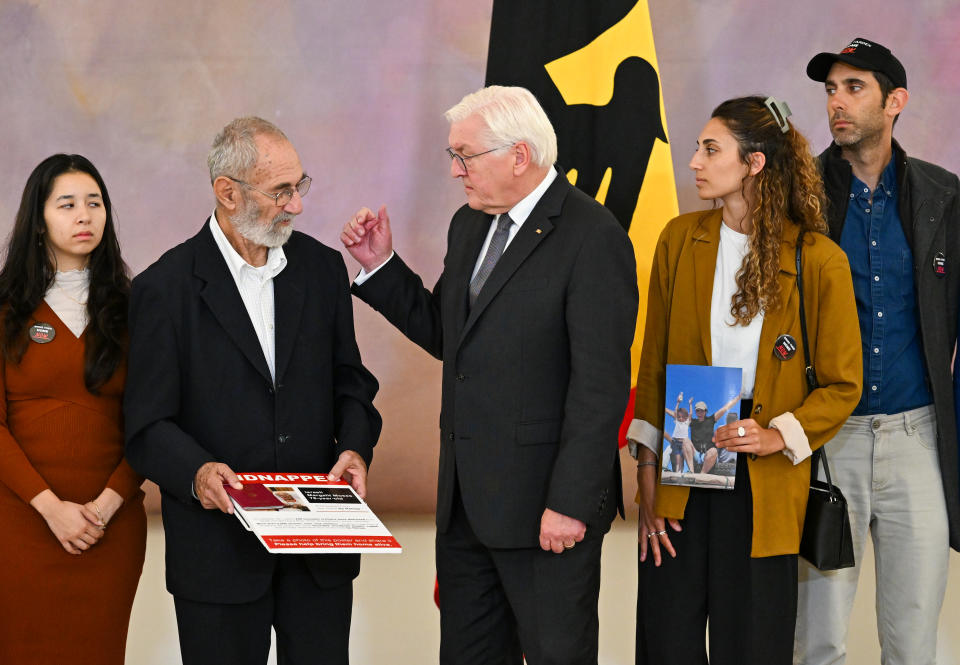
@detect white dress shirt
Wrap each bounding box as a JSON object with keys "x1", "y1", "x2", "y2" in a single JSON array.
[
  {"x1": 208, "y1": 213, "x2": 287, "y2": 381},
  {"x1": 355, "y1": 167, "x2": 559, "y2": 284},
  {"x1": 468, "y1": 166, "x2": 558, "y2": 280}
]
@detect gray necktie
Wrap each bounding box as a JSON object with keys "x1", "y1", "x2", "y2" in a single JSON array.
[{"x1": 469, "y1": 213, "x2": 513, "y2": 308}]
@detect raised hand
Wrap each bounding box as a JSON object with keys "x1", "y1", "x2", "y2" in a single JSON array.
[{"x1": 340, "y1": 205, "x2": 394, "y2": 272}]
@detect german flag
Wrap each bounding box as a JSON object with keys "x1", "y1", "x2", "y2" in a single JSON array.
[{"x1": 486, "y1": 0, "x2": 679, "y2": 446}]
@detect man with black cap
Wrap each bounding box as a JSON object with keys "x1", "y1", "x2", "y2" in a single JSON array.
[{"x1": 797, "y1": 38, "x2": 960, "y2": 665}]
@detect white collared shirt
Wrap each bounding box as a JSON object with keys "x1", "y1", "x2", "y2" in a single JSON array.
[
  {"x1": 355, "y1": 167, "x2": 559, "y2": 284},
  {"x1": 468, "y1": 166, "x2": 557, "y2": 280},
  {"x1": 208, "y1": 213, "x2": 287, "y2": 380}
]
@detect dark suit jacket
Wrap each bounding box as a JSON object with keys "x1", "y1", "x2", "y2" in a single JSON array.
[
  {"x1": 353, "y1": 174, "x2": 638, "y2": 549},
  {"x1": 124, "y1": 221, "x2": 381, "y2": 604}
]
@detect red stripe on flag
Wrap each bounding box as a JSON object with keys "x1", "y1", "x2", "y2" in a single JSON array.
[{"x1": 618, "y1": 386, "x2": 636, "y2": 449}]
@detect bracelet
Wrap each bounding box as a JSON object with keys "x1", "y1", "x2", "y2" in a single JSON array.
[
  {"x1": 637, "y1": 461, "x2": 658, "y2": 468},
  {"x1": 91, "y1": 500, "x2": 105, "y2": 528}
]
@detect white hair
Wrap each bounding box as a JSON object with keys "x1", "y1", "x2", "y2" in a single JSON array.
[
  {"x1": 444, "y1": 86, "x2": 557, "y2": 167},
  {"x1": 207, "y1": 116, "x2": 288, "y2": 183}
]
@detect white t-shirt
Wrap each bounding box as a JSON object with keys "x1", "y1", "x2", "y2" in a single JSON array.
[
  {"x1": 710, "y1": 222, "x2": 763, "y2": 398},
  {"x1": 672, "y1": 419, "x2": 690, "y2": 439}
]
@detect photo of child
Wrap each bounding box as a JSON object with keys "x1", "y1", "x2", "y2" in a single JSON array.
[{"x1": 662, "y1": 365, "x2": 742, "y2": 489}]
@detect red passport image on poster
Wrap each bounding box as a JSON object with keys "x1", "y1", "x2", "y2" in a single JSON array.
[
  {"x1": 224, "y1": 473, "x2": 401, "y2": 554},
  {"x1": 224, "y1": 483, "x2": 285, "y2": 510}
]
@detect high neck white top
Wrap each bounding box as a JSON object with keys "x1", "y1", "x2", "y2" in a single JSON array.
[{"x1": 45, "y1": 269, "x2": 90, "y2": 338}]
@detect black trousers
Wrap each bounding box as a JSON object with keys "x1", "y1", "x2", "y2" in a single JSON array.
[
  {"x1": 635, "y1": 454, "x2": 798, "y2": 665},
  {"x1": 436, "y1": 481, "x2": 604, "y2": 665},
  {"x1": 174, "y1": 555, "x2": 353, "y2": 665}
]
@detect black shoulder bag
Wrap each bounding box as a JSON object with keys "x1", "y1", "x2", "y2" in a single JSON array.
[{"x1": 795, "y1": 231, "x2": 856, "y2": 570}]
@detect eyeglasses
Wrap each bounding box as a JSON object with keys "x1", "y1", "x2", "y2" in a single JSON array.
[
  {"x1": 227, "y1": 175, "x2": 312, "y2": 207},
  {"x1": 446, "y1": 144, "x2": 514, "y2": 173}
]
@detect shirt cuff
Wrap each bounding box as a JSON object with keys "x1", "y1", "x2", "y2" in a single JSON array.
[
  {"x1": 626, "y1": 419, "x2": 662, "y2": 459},
  {"x1": 354, "y1": 252, "x2": 396, "y2": 285},
  {"x1": 770, "y1": 412, "x2": 812, "y2": 464}
]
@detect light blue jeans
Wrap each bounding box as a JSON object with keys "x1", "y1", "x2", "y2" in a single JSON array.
[{"x1": 795, "y1": 405, "x2": 949, "y2": 665}]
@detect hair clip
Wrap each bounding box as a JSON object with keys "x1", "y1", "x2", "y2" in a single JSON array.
[{"x1": 764, "y1": 96, "x2": 793, "y2": 134}]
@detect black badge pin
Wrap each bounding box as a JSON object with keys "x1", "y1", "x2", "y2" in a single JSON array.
[
  {"x1": 773, "y1": 334, "x2": 797, "y2": 361},
  {"x1": 933, "y1": 252, "x2": 946, "y2": 277},
  {"x1": 29, "y1": 323, "x2": 56, "y2": 344}
]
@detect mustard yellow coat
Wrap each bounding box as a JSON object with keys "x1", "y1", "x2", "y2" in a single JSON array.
[{"x1": 634, "y1": 209, "x2": 863, "y2": 557}]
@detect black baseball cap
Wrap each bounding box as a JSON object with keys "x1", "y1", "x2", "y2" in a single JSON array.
[{"x1": 807, "y1": 37, "x2": 907, "y2": 89}]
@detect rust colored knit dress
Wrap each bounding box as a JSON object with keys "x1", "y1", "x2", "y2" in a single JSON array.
[{"x1": 0, "y1": 301, "x2": 146, "y2": 664}]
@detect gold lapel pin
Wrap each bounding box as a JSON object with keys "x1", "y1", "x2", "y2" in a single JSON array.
[{"x1": 536, "y1": 228, "x2": 542, "y2": 234}]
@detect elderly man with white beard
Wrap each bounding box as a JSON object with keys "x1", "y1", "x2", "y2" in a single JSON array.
[{"x1": 124, "y1": 116, "x2": 381, "y2": 665}]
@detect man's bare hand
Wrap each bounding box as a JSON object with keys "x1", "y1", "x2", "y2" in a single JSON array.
[
  {"x1": 539, "y1": 508, "x2": 586, "y2": 554},
  {"x1": 340, "y1": 206, "x2": 393, "y2": 273},
  {"x1": 328, "y1": 450, "x2": 369, "y2": 500},
  {"x1": 194, "y1": 462, "x2": 242, "y2": 513}
]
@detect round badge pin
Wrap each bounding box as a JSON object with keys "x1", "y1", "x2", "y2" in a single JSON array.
[
  {"x1": 29, "y1": 323, "x2": 56, "y2": 344},
  {"x1": 773, "y1": 334, "x2": 797, "y2": 361}
]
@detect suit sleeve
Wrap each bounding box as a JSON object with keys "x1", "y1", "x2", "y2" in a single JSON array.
[
  {"x1": 351, "y1": 253, "x2": 444, "y2": 359},
  {"x1": 124, "y1": 274, "x2": 216, "y2": 504},
  {"x1": 331, "y1": 254, "x2": 382, "y2": 465},
  {"x1": 544, "y1": 219, "x2": 639, "y2": 524}
]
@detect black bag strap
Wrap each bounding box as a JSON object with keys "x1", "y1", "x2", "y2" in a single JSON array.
[
  {"x1": 795, "y1": 231, "x2": 818, "y2": 393},
  {"x1": 796, "y1": 231, "x2": 839, "y2": 499}
]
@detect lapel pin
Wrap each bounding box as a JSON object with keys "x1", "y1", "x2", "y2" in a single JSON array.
[
  {"x1": 29, "y1": 323, "x2": 56, "y2": 344},
  {"x1": 773, "y1": 334, "x2": 797, "y2": 361},
  {"x1": 536, "y1": 229, "x2": 542, "y2": 234},
  {"x1": 933, "y1": 252, "x2": 946, "y2": 276}
]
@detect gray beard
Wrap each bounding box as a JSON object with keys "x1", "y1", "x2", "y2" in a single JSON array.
[{"x1": 231, "y1": 199, "x2": 295, "y2": 248}]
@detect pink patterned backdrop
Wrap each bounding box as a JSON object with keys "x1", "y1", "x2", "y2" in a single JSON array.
[{"x1": 1, "y1": 0, "x2": 956, "y2": 513}]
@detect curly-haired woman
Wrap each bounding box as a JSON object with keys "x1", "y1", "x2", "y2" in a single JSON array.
[
  {"x1": 628, "y1": 97, "x2": 863, "y2": 665},
  {"x1": 0, "y1": 154, "x2": 145, "y2": 664}
]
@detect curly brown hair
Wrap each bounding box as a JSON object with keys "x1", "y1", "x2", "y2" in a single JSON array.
[{"x1": 711, "y1": 96, "x2": 828, "y2": 325}]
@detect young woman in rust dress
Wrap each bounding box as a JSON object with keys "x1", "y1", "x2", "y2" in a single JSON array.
[{"x1": 0, "y1": 154, "x2": 145, "y2": 663}]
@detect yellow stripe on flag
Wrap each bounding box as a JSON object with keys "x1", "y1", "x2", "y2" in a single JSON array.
[{"x1": 543, "y1": 0, "x2": 678, "y2": 383}]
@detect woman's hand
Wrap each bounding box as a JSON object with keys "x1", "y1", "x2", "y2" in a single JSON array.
[
  {"x1": 636, "y1": 453, "x2": 681, "y2": 566},
  {"x1": 86, "y1": 487, "x2": 124, "y2": 528},
  {"x1": 715, "y1": 418, "x2": 786, "y2": 456},
  {"x1": 30, "y1": 489, "x2": 105, "y2": 555}
]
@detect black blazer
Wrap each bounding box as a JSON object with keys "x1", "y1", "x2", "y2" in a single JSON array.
[
  {"x1": 354, "y1": 174, "x2": 638, "y2": 548},
  {"x1": 124, "y1": 222, "x2": 381, "y2": 604}
]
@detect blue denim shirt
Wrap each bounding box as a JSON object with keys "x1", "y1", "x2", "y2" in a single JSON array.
[{"x1": 840, "y1": 158, "x2": 932, "y2": 415}]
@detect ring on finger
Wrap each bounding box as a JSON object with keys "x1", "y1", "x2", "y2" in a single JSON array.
[
  {"x1": 656, "y1": 530, "x2": 667, "y2": 536},
  {"x1": 737, "y1": 426, "x2": 746, "y2": 437},
  {"x1": 646, "y1": 532, "x2": 657, "y2": 539}
]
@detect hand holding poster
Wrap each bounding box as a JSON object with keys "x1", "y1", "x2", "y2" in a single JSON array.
[{"x1": 224, "y1": 473, "x2": 401, "y2": 554}]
